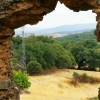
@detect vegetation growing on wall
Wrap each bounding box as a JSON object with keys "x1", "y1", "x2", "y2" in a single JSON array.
[{"x1": 13, "y1": 70, "x2": 31, "y2": 89}]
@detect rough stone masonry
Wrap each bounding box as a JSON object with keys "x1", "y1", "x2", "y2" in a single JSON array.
[{"x1": 0, "y1": 0, "x2": 100, "y2": 99}]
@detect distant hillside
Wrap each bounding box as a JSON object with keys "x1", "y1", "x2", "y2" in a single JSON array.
[
  {"x1": 33, "y1": 23, "x2": 96, "y2": 34},
  {"x1": 58, "y1": 30, "x2": 96, "y2": 41}
]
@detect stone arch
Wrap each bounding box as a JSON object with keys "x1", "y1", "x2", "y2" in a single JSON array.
[{"x1": 0, "y1": 0, "x2": 100, "y2": 99}]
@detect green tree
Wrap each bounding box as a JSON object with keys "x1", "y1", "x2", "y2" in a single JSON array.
[
  {"x1": 12, "y1": 36, "x2": 22, "y2": 49},
  {"x1": 53, "y1": 44, "x2": 76, "y2": 68},
  {"x1": 11, "y1": 35, "x2": 76, "y2": 70},
  {"x1": 40, "y1": 43, "x2": 57, "y2": 69},
  {"x1": 71, "y1": 45, "x2": 86, "y2": 63}
]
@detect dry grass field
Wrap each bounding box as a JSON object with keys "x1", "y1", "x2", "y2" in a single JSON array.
[{"x1": 20, "y1": 69, "x2": 100, "y2": 100}]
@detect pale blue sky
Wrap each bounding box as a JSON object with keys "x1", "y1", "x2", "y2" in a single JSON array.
[{"x1": 15, "y1": 1, "x2": 97, "y2": 34}]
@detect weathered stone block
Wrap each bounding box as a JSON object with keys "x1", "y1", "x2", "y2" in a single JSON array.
[{"x1": 0, "y1": 79, "x2": 11, "y2": 90}]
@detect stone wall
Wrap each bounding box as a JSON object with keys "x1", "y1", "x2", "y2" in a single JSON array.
[
  {"x1": 0, "y1": 0, "x2": 100, "y2": 99},
  {"x1": 0, "y1": 26, "x2": 19, "y2": 99}
]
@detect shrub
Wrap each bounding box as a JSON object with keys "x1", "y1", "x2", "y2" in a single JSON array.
[
  {"x1": 13, "y1": 70, "x2": 31, "y2": 89},
  {"x1": 27, "y1": 61, "x2": 43, "y2": 75},
  {"x1": 70, "y1": 79, "x2": 78, "y2": 86},
  {"x1": 70, "y1": 72, "x2": 100, "y2": 85}
]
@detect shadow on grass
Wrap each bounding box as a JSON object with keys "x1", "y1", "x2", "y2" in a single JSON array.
[{"x1": 87, "y1": 97, "x2": 98, "y2": 100}]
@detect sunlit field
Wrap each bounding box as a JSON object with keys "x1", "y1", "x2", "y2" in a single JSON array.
[{"x1": 20, "y1": 69, "x2": 100, "y2": 100}]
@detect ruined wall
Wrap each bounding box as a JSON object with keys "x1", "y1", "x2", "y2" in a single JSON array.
[
  {"x1": 0, "y1": 0, "x2": 58, "y2": 28},
  {"x1": 0, "y1": 0, "x2": 100, "y2": 99},
  {"x1": 0, "y1": 26, "x2": 19, "y2": 99},
  {"x1": 0, "y1": 0, "x2": 100, "y2": 40}
]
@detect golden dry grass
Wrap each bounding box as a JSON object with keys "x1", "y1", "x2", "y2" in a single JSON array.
[{"x1": 20, "y1": 69, "x2": 100, "y2": 100}]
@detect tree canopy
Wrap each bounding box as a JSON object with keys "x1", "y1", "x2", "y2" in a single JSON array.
[
  {"x1": 11, "y1": 35, "x2": 76, "y2": 70},
  {"x1": 11, "y1": 30, "x2": 100, "y2": 71}
]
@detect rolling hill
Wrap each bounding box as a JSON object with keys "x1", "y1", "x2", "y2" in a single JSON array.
[
  {"x1": 15, "y1": 23, "x2": 96, "y2": 34},
  {"x1": 32, "y1": 23, "x2": 96, "y2": 33}
]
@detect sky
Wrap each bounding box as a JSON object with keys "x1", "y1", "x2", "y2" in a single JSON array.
[{"x1": 15, "y1": 1, "x2": 97, "y2": 34}]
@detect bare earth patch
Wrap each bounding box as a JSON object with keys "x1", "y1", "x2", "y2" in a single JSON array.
[{"x1": 20, "y1": 69, "x2": 100, "y2": 100}]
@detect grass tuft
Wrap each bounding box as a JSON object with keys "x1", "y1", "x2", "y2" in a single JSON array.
[{"x1": 70, "y1": 72, "x2": 100, "y2": 86}]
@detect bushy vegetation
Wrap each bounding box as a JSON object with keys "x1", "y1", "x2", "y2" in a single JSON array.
[
  {"x1": 62, "y1": 39, "x2": 100, "y2": 70},
  {"x1": 59, "y1": 30, "x2": 96, "y2": 41},
  {"x1": 11, "y1": 35, "x2": 76, "y2": 70},
  {"x1": 70, "y1": 72, "x2": 100, "y2": 86},
  {"x1": 13, "y1": 70, "x2": 31, "y2": 89},
  {"x1": 27, "y1": 61, "x2": 43, "y2": 75},
  {"x1": 11, "y1": 30, "x2": 100, "y2": 72}
]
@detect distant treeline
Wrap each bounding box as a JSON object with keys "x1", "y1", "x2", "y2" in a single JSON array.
[{"x1": 58, "y1": 30, "x2": 96, "y2": 41}]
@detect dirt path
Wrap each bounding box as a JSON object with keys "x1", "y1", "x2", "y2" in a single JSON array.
[{"x1": 20, "y1": 69, "x2": 100, "y2": 100}]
